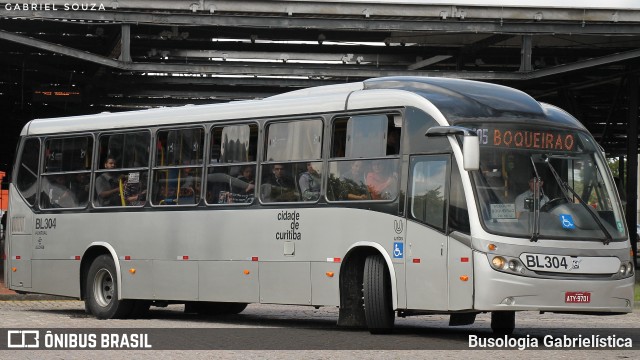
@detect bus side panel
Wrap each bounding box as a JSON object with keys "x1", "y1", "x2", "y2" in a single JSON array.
[
  {"x1": 7, "y1": 186, "x2": 34, "y2": 289},
  {"x1": 199, "y1": 261, "x2": 259, "y2": 303},
  {"x1": 8, "y1": 234, "x2": 32, "y2": 289},
  {"x1": 447, "y1": 235, "x2": 473, "y2": 310},
  {"x1": 260, "y1": 261, "x2": 311, "y2": 305},
  {"x1": 120, "y1": 260, "x2": 153, "y2": 300},
  {"x1": 310, "y1": 262, "x2": 340, "y2": 306},
  {"x1": 32, "y1": 260, "x2": 79, "y2": 297},
  {"x1": 152, "y1": 260, "x2": 198, "y2": 301}
]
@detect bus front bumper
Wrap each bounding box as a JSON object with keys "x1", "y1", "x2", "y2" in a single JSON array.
[{"x1": 473, "y1": 252, "x2": 634, "y2": 313}]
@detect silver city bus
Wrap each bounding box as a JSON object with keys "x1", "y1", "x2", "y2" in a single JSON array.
[{"x1": 4, "y1": 77, "x2": 634, "y2": 334}]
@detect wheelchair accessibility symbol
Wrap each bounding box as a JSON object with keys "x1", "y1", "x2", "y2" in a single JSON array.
[
  {"x1": 560, "y1": 214, "x2": 575, "y2": 229},
  {"x1": 393, "y1": 242, "x2": 404, "y2": 259}
]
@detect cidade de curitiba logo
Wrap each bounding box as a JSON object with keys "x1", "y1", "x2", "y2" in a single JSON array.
[
  {"x1": 4, "y1": 2, "x2": 107, "y2": 11},
  {"x1": 6, "y1": 330, "x2": 152, "y2": 349}
]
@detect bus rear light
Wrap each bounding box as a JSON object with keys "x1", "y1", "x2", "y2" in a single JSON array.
[
  {"x1": 326, "y1": 272, "x2": 334, "y2": 278},
  {"x1": 412, "y1": 259, "x2": 421, "y2": 263},
  {"x1": 14, "y1": 256, "x2": 21, "y2": 260},
  {"x1": 124, "y1": 256, "x2": 131, "y2": 261},
  {"x1": 251, "y1": 257, "x2": 259, "y2": 262},
  {"x1": 75, "y1": 256, "x2": 81, "y2": 260},
  {"x1": 129, "y1": 268, "x2": 136, "y2": 274},
  {"x1": 459, "y1": 275, "x2": 469, "y2": 281},
  {"x1": 243, "y1": 270, "x2": 250, "y2": 275},
  {"x1": 179, "y1": 256, "x2": 189, "y2": 260},
  {"x1": 460, "y1": 257, "x2": 469, "y2": 262}
]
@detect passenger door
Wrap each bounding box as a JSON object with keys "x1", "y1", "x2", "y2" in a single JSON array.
[{"x1": 405, "y1": 155, "x2": 449, "y2": 311}]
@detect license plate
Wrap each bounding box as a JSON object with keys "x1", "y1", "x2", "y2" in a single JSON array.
[
  {"x1": 519, "y1": 253, "x2": 620, "y2": 274},
  {"x1": 522, "y1": 254, "x2": 573, "y2": 271},
  {"x1": 565, "y1": 291, "x2": 591, "y2": 303}
]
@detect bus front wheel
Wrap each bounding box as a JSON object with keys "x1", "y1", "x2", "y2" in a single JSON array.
[
  {"x1": 363, "y1": 254, "x2": 394, "y2": 334},
  {"x1": 85, "y1": 254, "x2": 133, "y2": 319}
]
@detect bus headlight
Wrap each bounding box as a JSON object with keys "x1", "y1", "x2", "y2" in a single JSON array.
[
  {"x1": 618, "y1": 264, "x2": 627, "y2": 275},
  {"x1": 627, "y1": 262, "x2": 634, "y2": 276},
  {"x1": 491, "y1": 256, "x2": 506, "y2": 270},
  {"x1": 508, "y1": 259, "x2": 524, "y2": 273}
]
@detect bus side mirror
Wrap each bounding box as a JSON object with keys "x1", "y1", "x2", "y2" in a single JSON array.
[
  {"x1": 462, "y1": 135, "x2": 479, "y2": 171},
  {"x1": 425, "y1": 126, "x2": 480, "y2": 171}
]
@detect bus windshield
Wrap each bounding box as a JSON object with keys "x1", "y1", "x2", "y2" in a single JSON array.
[{"x1": 470, "y1": 124, "x2": 627, "y2": 242}]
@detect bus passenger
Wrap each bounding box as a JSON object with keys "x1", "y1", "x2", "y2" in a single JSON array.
[
  {"x1": 236, "y1": 165, "x2": 256, "y2": 196},
  {"x1": 515, "y1": 177, "x2": 549, "y2": 216},
  {"x1": 366, "y1": 160, "x2": 397, "y2": 200},
  {"x1": 95, "y1": 156, "x2": 121, "y2": 206},
  {"x1": 299, "y1": 162, "x2": 320, "y2": 201},
  {"x1": 263, "y1": 164, "x2": 297, "y2": 202},
  {"x1": 339, "y1": 160, "x2": 368, "y2": 200}
]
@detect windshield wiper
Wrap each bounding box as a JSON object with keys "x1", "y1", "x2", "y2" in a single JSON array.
[
  {"x1": 528, "y1": 157, "x2": 542, "y2": 242},
  {"x1": 542, "y1": 155, "x2": 613, "y2": 245}
]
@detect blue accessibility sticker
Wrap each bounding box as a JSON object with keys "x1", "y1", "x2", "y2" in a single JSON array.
[
  {"x1": 560, "y1": 214, "x2": 575, "y2": 229},
  {"x1": 393, "y1": 242, "x2": 404, "y2": 259}
]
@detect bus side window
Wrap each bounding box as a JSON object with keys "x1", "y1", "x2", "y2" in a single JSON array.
[
  {"x1": 260, "y1": 119, "x2": 323, "y2": 203},
  {"x1": 16, "y1": 138, "x2": 41, "y2": 206},
  {"x1": 152, "y1": 127, "x2": 204, "y2": 206},
  {"x1": 41, "y1": 136, "x2": 93, "y2": 209},
  {"x1": 207, "y1": 124, "x2": 258, "y2": 205},
  {"x1": 95, "y1": 131, "x2": 150, "y2": 207},
  {"x1": 409, "y1": 156, "x2": 448, "y2": 231}
]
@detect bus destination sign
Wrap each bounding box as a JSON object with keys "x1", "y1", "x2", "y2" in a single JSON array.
[{"x1": 476, "y1": 127, "x2": 576, "y2": 152}]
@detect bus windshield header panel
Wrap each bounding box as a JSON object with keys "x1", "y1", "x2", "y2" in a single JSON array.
[{"x1": 469, "y1": 123, "x2": 626, "y2": 242}]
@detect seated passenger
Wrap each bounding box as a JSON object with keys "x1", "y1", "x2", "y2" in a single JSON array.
[
  {"x1": 95, "y1": 156, "x2": 122, "y2": 206},
  {"x1": 298, "y1": 162, "x2": 320, "y2": 201},
  {"x1": 339, "y1": 160, "x2": 368, "y2": 200},
  {"x1": 366, "y1": 160, "x2": 398, "y2": 200},
  {"x1": 263, "y1": 164, "x2": 297, "y2": 202}
]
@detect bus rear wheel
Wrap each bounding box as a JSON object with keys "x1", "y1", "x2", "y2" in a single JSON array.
[
  {"x1": 85, "y1": 254, "x2": 133, "y2": 319},
  {"x1": 491, "y1": 311, "x2": 515, "y2": 335},
  {"x1": 363, "y1": 254, "x2": 394, "y2": 334}
]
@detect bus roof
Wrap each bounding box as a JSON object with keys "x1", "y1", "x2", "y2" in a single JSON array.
[{"x1": 22, "y1": 77, "x2": 585, "y2": 136}]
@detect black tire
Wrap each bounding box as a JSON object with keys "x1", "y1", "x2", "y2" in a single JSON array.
[
  {"x1": 491, "y1": 311, "x2": 515, "y2": 335},
  {"x1": 363, "y1": 254, "x2": 394, "y2": 334},
  {"x1": 85, "y1": 254, "x2": 134, "y2": 319}
]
